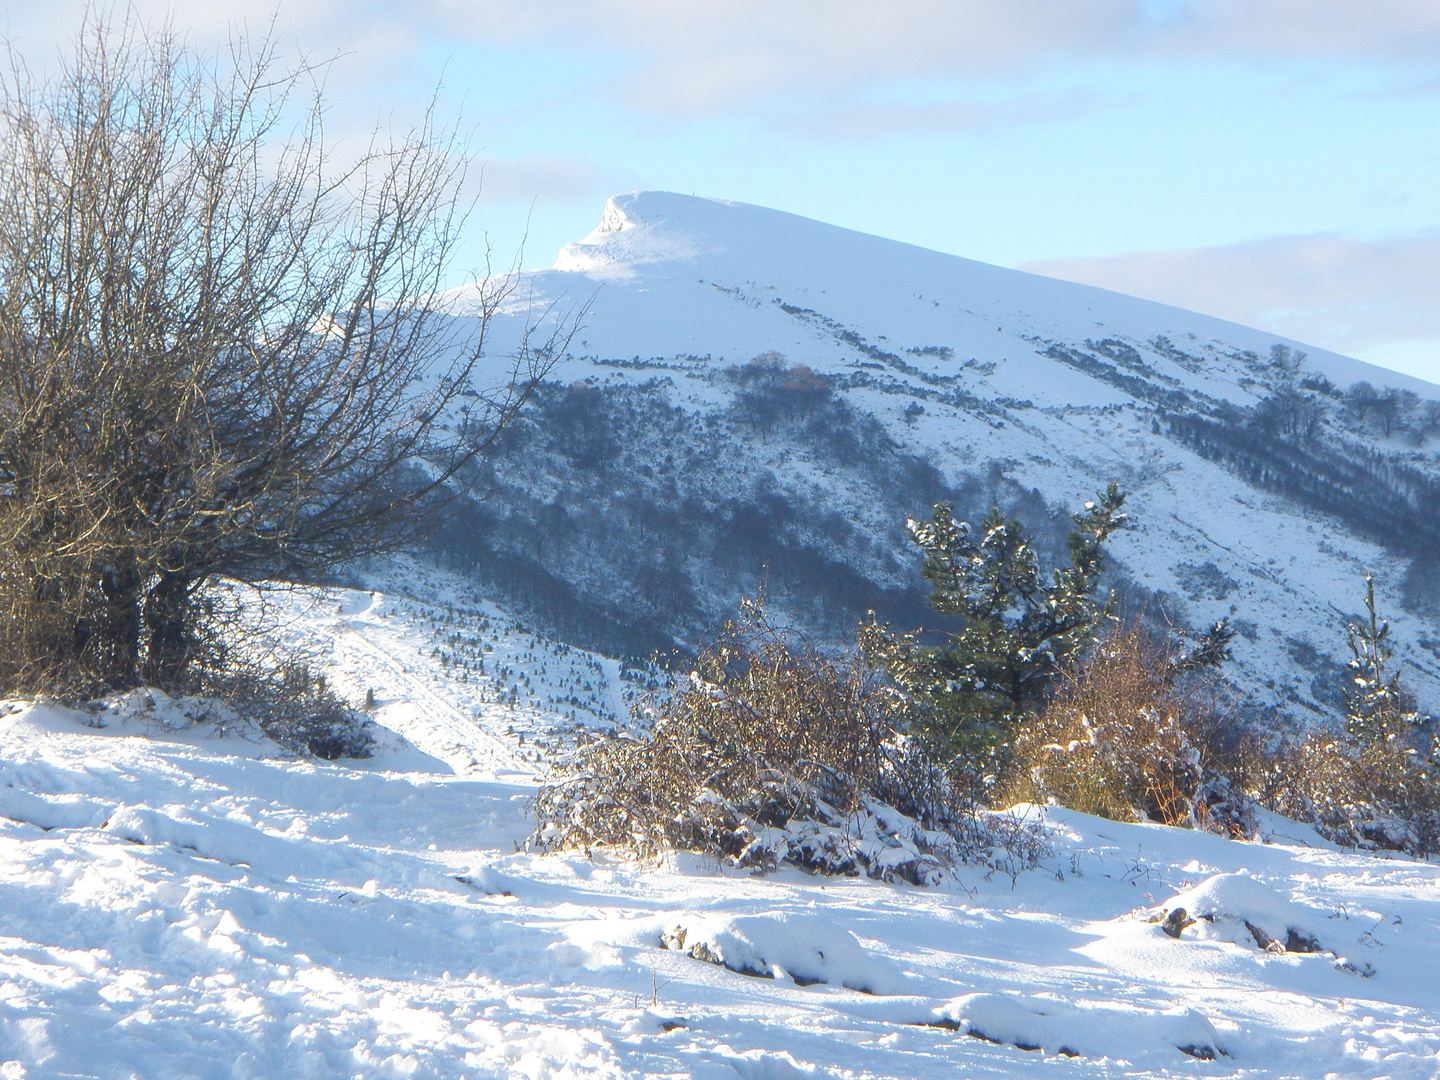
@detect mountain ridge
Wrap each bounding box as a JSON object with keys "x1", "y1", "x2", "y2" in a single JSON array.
[
  {"x1": 535, "y1": 191, "x2": 1436, "y2": 399},
  {"x1": 432, "y1": 192, "x2": 1440, "y2": 730}
]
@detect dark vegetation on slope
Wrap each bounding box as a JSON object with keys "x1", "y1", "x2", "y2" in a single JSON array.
[
  {"x1": 430, "y1": 360, "x2": 1072, "y2": 659},
  {"x1": 1162, "y1": 375, "x2": 1440, "y2": 616},
  {"x1": 1029, "y1": 337, "x2": 1440, "y2": 626},
  {"x1": 528, "y1": 337, "x2": 1440, "y2": 867},
  {"x1": 435, "y1": 338, "x2": 1440, "y2": 715},
  {"x1": 1044, "y1": 343, "x2": 1196, "y2": 410}
]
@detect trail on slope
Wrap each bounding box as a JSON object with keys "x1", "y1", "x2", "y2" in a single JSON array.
[
  {"x1": 256, "y1": 577, "x2": 621, "y2": 782},
  {"x1": 329, "y1": 601, "x2": 532, "y2": 779}
]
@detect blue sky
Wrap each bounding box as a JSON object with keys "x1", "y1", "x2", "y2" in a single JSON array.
[{"x1": 9, "y1": 1, "x2": 1440, "y2": 382}]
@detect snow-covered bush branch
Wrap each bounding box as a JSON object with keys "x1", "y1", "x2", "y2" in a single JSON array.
[{"x1": 531, "y1": 599, "x2": 987, "y2": 883}]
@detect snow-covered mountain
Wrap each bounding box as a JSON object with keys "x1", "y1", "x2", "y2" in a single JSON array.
[{"x1": 439, "y1": 191, "x2": 1440, "y2": 728}]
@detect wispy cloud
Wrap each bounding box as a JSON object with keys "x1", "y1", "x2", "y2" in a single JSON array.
[
  {"x1": 471, "y1": 155, "x2": 612, "y2": 203},
  {"x1": 11, "y1": 2, "x2": 1440, "y2": 116},
  {"x1": 1022, "y1": 230, "x2": 1440, "y2": 356}
]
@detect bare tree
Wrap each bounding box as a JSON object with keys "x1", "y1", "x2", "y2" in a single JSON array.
[{"x1": 0, "y1": 15, "x2": 568, "y2": 692}]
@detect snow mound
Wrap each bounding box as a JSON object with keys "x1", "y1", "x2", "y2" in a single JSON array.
[
  {"x1": 1155, "y1": 872, "x2": 1323, "y2": 952},
  {"x1": 102, "y1": 804, "x2": 327, "y2": 879},
  {"x1": 934, "y1": 992, "x2": 1226, "y2": 1061},
  {"x1": 0, "y1": 784, "x2": 111, "y2": 830},
  {"x1": 660, "y1": 913, "x2": 908, "y2": 995}
]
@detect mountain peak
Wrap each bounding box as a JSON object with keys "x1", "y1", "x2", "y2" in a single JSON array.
[
  {"x1": 540, "y1": 192, "x2": 1437, "y2": 400},
  {"x1": 554, "y1": 192, "x2": 733, "y2": 278}
]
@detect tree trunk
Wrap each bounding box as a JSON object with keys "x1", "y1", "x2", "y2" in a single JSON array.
[
  {"x1": 94, "y1": 566, "x2": 143, "y2": 689},
  {"x1": 142, "y1": 570, "x2": 193, "y2": 688}
]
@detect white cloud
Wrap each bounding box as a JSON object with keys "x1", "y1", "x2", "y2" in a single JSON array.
[
  {"x1": 470, "y1": 155, "x2": 612, "y2": 203},
  {"x1": 11, "y1": 2, "x2": 1440, "y2": 117},
  {"x1": 1169, "y1": 0, "x2": 1440, "y2": 59},
  {"x1": 428, "y1": 1, "x2": 1440, "y2": 112},
  {"x1": 1021, "y1": 230, "x2": 1440, "y2": 362},
  {"x1": 432, "y1": 1, "x2": 1137, "y2": 110}
]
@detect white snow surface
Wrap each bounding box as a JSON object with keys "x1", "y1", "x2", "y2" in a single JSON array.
[{"x1": 0, "y1": 583, "x2": 1437, "y2": 1078}]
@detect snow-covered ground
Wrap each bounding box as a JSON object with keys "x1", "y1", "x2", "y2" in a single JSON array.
[{"x1": 0, "y1": 585, "x2": 1436, "y2": 1079}]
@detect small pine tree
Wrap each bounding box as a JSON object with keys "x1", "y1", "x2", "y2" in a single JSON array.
[
  {"x1": 1344, "y1": 574, "x2": 1419, "y2": 743},
  {"x1": 874, "y1": 484, "x2": 1130, "y2": 767}
]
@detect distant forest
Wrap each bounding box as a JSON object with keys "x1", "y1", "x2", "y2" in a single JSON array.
[
  {"x1": 1163, "y1": 373, "x2": 1440, "y2": 613},
  {"x1": 430, "y1": 358, "x2": 1069, "y2": 658}
]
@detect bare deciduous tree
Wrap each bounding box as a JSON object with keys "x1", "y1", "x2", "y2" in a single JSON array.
[{"x1": 0, "y1": 15, "x2": 567, "y2": 692}]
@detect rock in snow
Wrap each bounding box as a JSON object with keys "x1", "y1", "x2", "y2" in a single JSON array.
[{"x1": 1157, "y1": 871, "x2": 1325, "y2": 952}]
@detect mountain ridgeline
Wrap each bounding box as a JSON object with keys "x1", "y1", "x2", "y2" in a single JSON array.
[{"x1": 429, "y1": 192, "x2": 1440, "y2": 728}]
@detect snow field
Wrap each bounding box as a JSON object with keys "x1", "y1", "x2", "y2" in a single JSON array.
[
  {"x1": 219, "y1": 568, "x2": 641, "y2": 779},
  {"x1": 0, "y1": 587, "x2": 1435, "y2": 1077}
]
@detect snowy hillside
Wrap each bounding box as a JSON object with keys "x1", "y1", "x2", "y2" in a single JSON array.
[
  {"x1": 436, "y1": 192, "x2": 1440, "y2": 728},
  {"x1": 1, "y1": 588, "x2": 1437, "y2": 1079}
]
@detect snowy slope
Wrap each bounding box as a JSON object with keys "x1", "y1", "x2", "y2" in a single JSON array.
[
  {"x1": 436, "y1": 192, "x2": 1440, "y2": 728},
  {"x1": 0, "y1": 589, "x2": 1437, "y2": 1079}
]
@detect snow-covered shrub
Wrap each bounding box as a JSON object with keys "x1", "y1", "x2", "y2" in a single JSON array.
[
  {"x1": 659, "y1": 913, "x2": 908, "y2": 993},
  {"x1": 1005, "y1": 623, "x2": 1244, "y2": 831},
  {"x1": 1258, "y1": 730, "x2": 1440, "y2": 855},
  {"x1": 530, "y1": 600, "x2": 978, "y2": 882},
  {"x1": 1255, "y1": 578, "x2": 1440, "y2": 856},
  {"x1": 200, "y1": 662, "x2": 374, "y2": 760}
]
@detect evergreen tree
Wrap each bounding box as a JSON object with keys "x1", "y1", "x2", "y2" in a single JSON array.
[
  {"x1": 871, "y1": 485, "x2": 1129, "y2": 767},
  {"x1": 1345, "y1": 574, "x2": 1420, "y2": 743},
  {"x1": 868, "y1": 483, "x2": 1235, "y2": 794}
]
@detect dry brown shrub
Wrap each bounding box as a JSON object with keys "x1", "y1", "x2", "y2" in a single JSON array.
[
  {"x1": 1005, "y1": 623, "x2": 1239, "y2": 829},
  {"x1": 0, "y1": 15, "x2": 564, "y2": 695},
  {"x1": 1256, "y1": 725, "x2": 1440, "y2": 854},
  {"x1": 197, "y1": 662, "x2": 374, "y2": 760},
  {"x1": 531, "y1": 600, "x2": 973, "y2": 880}
]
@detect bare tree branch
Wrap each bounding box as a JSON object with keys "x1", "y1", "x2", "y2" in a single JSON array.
[{"x1": 0, "y1": 11, "x2": 570, "y2": 692}]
